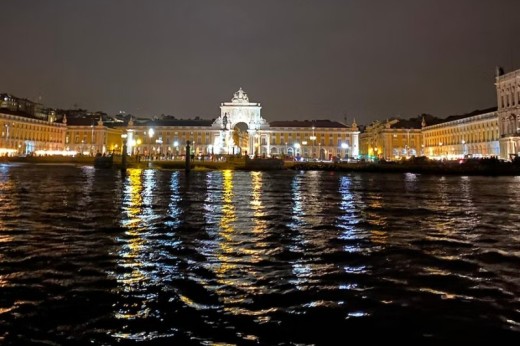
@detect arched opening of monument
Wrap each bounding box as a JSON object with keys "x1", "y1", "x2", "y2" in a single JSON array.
[{"x1": 233, "y1": 122, "x2": 249, "y2": 155}]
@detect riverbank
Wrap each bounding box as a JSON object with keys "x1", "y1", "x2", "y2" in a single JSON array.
[{"x1": 3, "y1": 155, "x2": 520, "y2": 176}]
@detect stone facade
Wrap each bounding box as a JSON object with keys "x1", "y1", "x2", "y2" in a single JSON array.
[
  {"x1": 121, "y1": 89, "x2": 360, "y2": 160},
  {"x1": 422, "y1": 111, "x2": 499, "y2": 159},
  {"x1": 0, "y1": 111, "x2": 66, "y2": 156},
  {"x1": 496, "y1": 68, "x2": 520, "y2": 159},
  {"x1": 359, "y1": 119, "x2": 423, "y2": 160}
]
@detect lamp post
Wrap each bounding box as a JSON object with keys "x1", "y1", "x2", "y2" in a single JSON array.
[
  {"x1": 91, "y1": 124, "x2": 94, "y2": 155},
  {"x1": 3, "y1": 124, "x2": 9, "y2": 152},
  {"x1": 294, "y1": 143, "x2": 301, "y2": 161},
  {"x1": 310, "y1": 126, "x2": 316, "y2": 159},
  {"x1": 156, "y1": 137, "x2": 163, "y2": 159},
  {"x1": 302, "y1": 140, "x2": 307, "y2": 159},
  {"x1": 285, "y1": 142, "x2": 288, "y2": 157},
  {"x1": 341, "y1": 142, "x2": 348, "y2": 160},
  {"x1": 173, "y1": 140, "x2": 179, "y2": 159},
  {"x1": 461, "y1": 139, "x2": 466, "y2": 158},
  {"x1": 121, "y1": 133, "x2": 128, "y2": 169},
  {"x1": 439, "y1": 142, "x2": 443, "y2": 159},
  {"x1": 208, "y1": 144, "x2": 213, "y2": 160},
  {"x1": 148, "y1": 128, "x2": 154, "y2": 160}
]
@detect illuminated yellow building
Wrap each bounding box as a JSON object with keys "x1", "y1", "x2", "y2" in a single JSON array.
[
  {"x1": 359, "y1": 119, "x2": 423, "y2": 160},
  {"x1": 359, "y1": 67, "x2": 520, "y2": 161},
  {"x1": 65, "y1": 116, "x2": 124, "y2": 155},
  {"x1": 121, "y1": 89, "x2": 360, "y2": 160},
  {"x1": 268, "y1": 120, "x2": 359, "y2": 160},
  {"x1": 422, "y1": 110, "x2": 499, "y2": 159},
  {"x1": 0, "y1": 110, "x2": 66, "y2": 156}
]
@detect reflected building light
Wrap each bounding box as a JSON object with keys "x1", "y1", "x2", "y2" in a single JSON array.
[
  {"x1": 166, "y1": 171, "x2": 182, "y2": 228},
  {"x1": 114, "y1": 168, "x2": 151, "y2": 320},
  {"x1": 250, "y1": 171, "x2": 266, "y2": 232}
]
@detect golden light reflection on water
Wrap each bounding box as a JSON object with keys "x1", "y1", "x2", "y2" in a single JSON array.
[
  {"x1": 242, "y1": 171, "x2": 271, "y2": 264},
  {"x1": 121, "y1": 169, "x2": 144, "y2": 230},
  {"x1": 250, "y1": 171, "x2": 266, "y2": 232},
  {"x1": 219, "y1": 169, "x2": 236, "y2": 243},
  {"x1": 208, "y1": 170, "x2": 277, "y2": 314},
  {"x1": 115, "y1": 168, "x2": 151, "y2": 321},
  {"x1": 365, "y1": 185, "x2": 387, "y2": 246},
  {"x1": 215, "y1": 169, "x2": 238, "y2": 278}
]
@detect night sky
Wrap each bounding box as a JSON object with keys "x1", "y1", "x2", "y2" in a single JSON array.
[{"x1": 1, "y1": 0, "x2": 519, "y2": 124}]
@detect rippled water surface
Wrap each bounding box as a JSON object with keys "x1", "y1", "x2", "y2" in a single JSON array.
[{"x1": 0, "y1": 164, "x2": 519, "y2": 344}]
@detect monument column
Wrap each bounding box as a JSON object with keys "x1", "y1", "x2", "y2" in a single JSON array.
[
  {"x1": 247, "y1": 129, "x2": 256, "y2": 157},
  {"x1": 266, "y1": 132, "x2": 270, "y2": 157}
]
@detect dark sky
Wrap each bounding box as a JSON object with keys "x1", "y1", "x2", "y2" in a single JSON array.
[{"x1": 1, "y1": 0, "x2": 519, "y2": 124}]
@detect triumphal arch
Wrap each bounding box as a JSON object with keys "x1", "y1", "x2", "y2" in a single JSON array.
[{"x1": 212, "y1": 88, "x2": 270, "y2": 156}]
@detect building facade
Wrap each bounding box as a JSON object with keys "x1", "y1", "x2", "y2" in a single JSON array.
[
  {"x1": 0, "y1": 112, "x2": 66, "y2": 156},
  {"x1": 496, "y1": 68, "x2": 520, "y2": 159},
  {"x1": 359, "y1": 67, "x2": 520, "y2": 161},
  {"x1": 267, "y1": 120, "x2": 359, "y2": 160},
  {"x1": 422, "y1": 110, "x2": 499, "y2": 159},
  {"x1": 359, "y1": 119, "x2": 423, "y2": 160},
  {"x1": 120, "y1": 88, "x2": 360, "y2": 160},
  {"x1": 65, "y1": 116, "x2": 123, "y2": 155}
]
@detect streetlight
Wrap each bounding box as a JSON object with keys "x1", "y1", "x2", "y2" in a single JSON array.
[
  {"x1": 439, "y1": 142, "x2": 443, "y2": 159},
  {"x1": 148, "y1": 128, "x2": 154, "y2": 160},
  {"x1": 173, "y1": 140, "x2": 179, "y2": 159},
  {"x1": 91, "y1": 124, "x2": 94, "y2": 155},
  {"x1": 302, "y1": 140, "x2": 307, "y2": 159},
  {"x1": 294, "y1": 143, "x2": 301, "y2": 161},
  {"x1": 208, "y1": 144, "x2": 213, "y2": 160},
  {"x1": 341, "y1": 142, "x2": 349, "y2": 160},
  {"x1": 461, "y1": 139, "x2": 466, "y2": 158},
  {"x1": 156, "y1": 137, "x2": 163, "y2": 158},
  {"x1": 285, "y1": 142, "x2": 288, "y2": 157},
  {"x1": 310, "y1": 126, "x2": 316, "y2": 159},
  {"x1": 121, "y1": 133, "x2": 128, "y2": 169}
]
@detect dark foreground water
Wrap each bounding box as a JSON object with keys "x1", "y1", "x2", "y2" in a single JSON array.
[{"x1": 0, "y1": 164, "x2": 519, "y2": 344}]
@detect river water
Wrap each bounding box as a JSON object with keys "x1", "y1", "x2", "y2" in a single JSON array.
[{"x1": 0, "y1": 163, "x2": 519, "y2": 344}]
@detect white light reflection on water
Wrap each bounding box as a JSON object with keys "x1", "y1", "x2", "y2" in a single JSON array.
[
  {"x1": 140, "y1": 169, "x2": 159, "y2": 226},
  {"x1": 0, "y1": 164, "x2": 12, "y2": 231},
  {"x1": 166, "y1": 171, "x2": 182, "y2": 228},
  {"x1": 288, "y1": 173, "x2": 308, "y2": 290},
  {"x1": 0, "y1": 166, "x2": 13, "y2": 288},
  {"x1": 337, "y1": 174, "x2": 368, "y2": 304},
  {"x1": 78, "y1": 166, "x2": 95, "y2": 214},
  {"x1": 337, "y1": 175, "x2": 356, "y2": 240},
  {"x1": 288, "y1": 172, "x2": 336, "y2": 290},
  {"x1": 203, "y1": 171, "x2": 222, "y2": 231}
]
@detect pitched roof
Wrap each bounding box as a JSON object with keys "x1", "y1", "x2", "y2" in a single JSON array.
[{"x1": 269, "y1": 119, "x2": 348, "y2": 128}]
